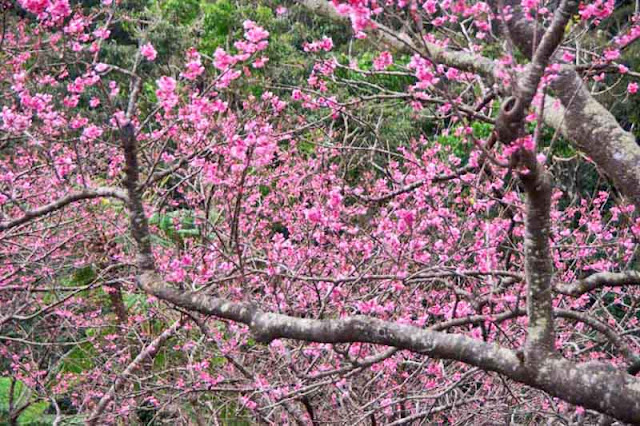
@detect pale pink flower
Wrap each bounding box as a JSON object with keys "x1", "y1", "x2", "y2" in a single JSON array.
[
  {"x1": 243, "y1": 21, "x2": 269, "y2": 43},
  {"x1": 252, "y1": 56, "x2": 269, "y2": 68},
  {"x1": 422, "y1": 0, "x2": 437, "y2": 14},
  {"x1": 93, "y1": 27, "x2": 111, "y2": 40},
  {"x1": 156, "y1": 76, "x2": 176, "y2": 93},
  {"x1": 213, "y1": 48, "x2": 236, "y2": 70},
  {"x1": 82, "y1": 125, "x2": 103, "y2": 141}
]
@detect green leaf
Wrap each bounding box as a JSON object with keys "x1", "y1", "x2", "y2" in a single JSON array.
[
  {"x1": 123, "y1": 293, "x2": 149, "y2": 311},
  {"x1": 17, "y1": 401, "x2": 52, "y2": 426},
  {"x1": 0, "y1": 379, "x2": 53, "y2": 425},
  {"x1": 177, "y1": 228, "x2": 200, "y2": 237},
  {"x1": 60, "y1": 343, "x2": 96, "y2": 374}
]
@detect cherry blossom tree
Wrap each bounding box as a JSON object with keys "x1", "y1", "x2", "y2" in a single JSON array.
[{"x1": 1, "y1": 0, "x2": 640, "y2": 424}]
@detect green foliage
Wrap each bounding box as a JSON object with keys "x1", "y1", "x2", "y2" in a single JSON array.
[
  {"x1": 201, "y1": 0, "x2": 237, "y2": 53},
  {"x1": 600, "y1": 292, "x2": 640, "y2": 323},
  {"x1": 15, "y1": 402, "x2": 54, "y2": 426},
  {"x1": 296, "y1": 139, "x2": 316, "y2": 157},
  {"x1": 123, "y1": 292, "x2": 150, "y2": 311},
  {"x1": 70, "y1": 266, "x2": 96, "y2": 286},
  {"x1": 0, "y1": 378, "x2": 54, "y2": 425},
  {"x1": 160, "y1": 0, "x2": 201, "y2": 24},
  {"x1": 38, "y1": 266, "x2": 96, "y2": 307},
  {"x1": 60, "y1": 341, "x2": 97, "y2": 374},
  {"x1": 217, "y1": 403, "x2": 253, "y2": 426},
  {"x1": 149, "y1": 209, "x2": 200, "y2": 248},
  {"x1": 438, "y1": 130, "x2": 471, "y2": 163},
  {"x1": 471, "y1": 121, "x2": 492, "y2": 139}
]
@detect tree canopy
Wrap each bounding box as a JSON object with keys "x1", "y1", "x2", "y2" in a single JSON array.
[{"x1": 1, "y1": 0, "x2": 640, "y2": 424}]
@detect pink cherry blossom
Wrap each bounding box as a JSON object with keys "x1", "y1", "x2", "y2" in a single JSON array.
[
  {"x1": 93, "y1": 27, "x2": 111, "y2": 40},
  {"x1": 252, "y1": 56, "x2": 269, "y2": 68},
  {"x1": 604, "y1": 49, "x2": 621, "y2": 61},
  {"x1": 140, "y1": 43, "x2": 157, "y2": 61},
  {"x1": 213, "y1": 48, "x2": 237, "y2": 70},
  {"x1": 181, "y1": 49, "x2": 204, "y2": 80},
  {"x1": 156, "y1": 76, "x2": 178, "y2": 110},
  {"x1": 18, "y1": 0, "x2": 49, "y2": 15},
  {"x1": 81, "y1": 125, "x2": 103, "y2": 141},
  {"x1": 3, "y1": 2, "x2": 640, "y2": 424},
  {"x1": 243, "y1": 20, "x2": 269, "y2": 43},
  {"x1": 373, "y1": 51, "x2": 393, "y2": 70}
]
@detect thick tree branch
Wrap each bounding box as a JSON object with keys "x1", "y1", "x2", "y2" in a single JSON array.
[
  {"x1": 518, "y1": 156, "x2": 555, "y2": 359},
  {"x1": 548, "y1": 71, "x2": 640, "y2": 208},
  {"x1": 497, "y1": 0, "x2": 578, "y2": 134},
  {"x1": 492, "y1": 1, "x2": 576, "y2": 362},
  {"x1": 302, "y1": 0, "x2": 640, "y2": 210},
  {"x1": 121, "y1": 121, "x2": 155, "y2": 271},
  {"x1": 135, "y1": 272, "x2": 640, "y2": 424},
  {"x1": 555, "y1": 309, "x2": 639, "y2": 367},
  {"x1": 556, "y1": 271, "x2": 640, "y2": 296},
  {"x1": 297, "y1": 0, "x2": 496, "y2": 78},
  {"x1": 0, "y1": 188, "x2": 128, "y2": 231},
  {"x1": 496, "y1": 0, "x2": 640, "y2": 209}
]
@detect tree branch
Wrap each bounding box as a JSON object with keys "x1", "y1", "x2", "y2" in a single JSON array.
[
  {"x1": 491, "y1": 1, "x2": 577, "y2": 362},
  {"x1": 117, "y1": 69, "x2": 640, "y2": 424},
  {"x1": 496, "y1": 0, "x2": 578, "y2": 134},
  {"x1": 556, "y1": 271, "x2": 640, "y2": 296},
  {"x1": 136, "y1": 271, "x2": 640, "y2": 424},
  {"x1": 360, "y1": 165, "x2": 475, "y2": 203},
  {"x1": 86, "y1": 320, "x2": 182, "y2": 425},
  {"x1": 301, "y1": 0, "x2": 640, "y2": 210},
  {"x1": 297, "y1": 0, "x2": 496, "y2": 78},
  {"x1": 0, "y1": 188, "x2": 128, "y2": 231},
  {"x1": 495, "y1": 0, "x2": 640, "y2": 209}
]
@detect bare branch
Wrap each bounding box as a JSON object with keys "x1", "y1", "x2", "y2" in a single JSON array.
[
  {"x1": 556, "y1": 271, "x2": 640, "y2": 296},
  {"x1": 361, "y1": 165, "x2": 475, "y2": 203},
  {"x1": 86, "y1": 320, "x2": 182, "y2": 425},
  {"x1": 0, "y1": 187, "x2": 128, "y2": 231},
  {"x1": 497, "y1": 0, "x2": 578, "y2": 131}
]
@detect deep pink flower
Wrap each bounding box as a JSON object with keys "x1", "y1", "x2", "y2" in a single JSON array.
[
  {"x1": 604, "y1": 49, "x2": 620, "y2": 61},
  {"x1": 373, "y1": 51, "x2": 392, "y2": 70},
  {"x1": 243, "y1": 20, "x2": 269, "y2": 43},
  {"x1": 140, "y1": 43, "x2": 157, "y2": 61},
  {"x1": 18, "y1": 0, "x2": 49, "y2": 15}
]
